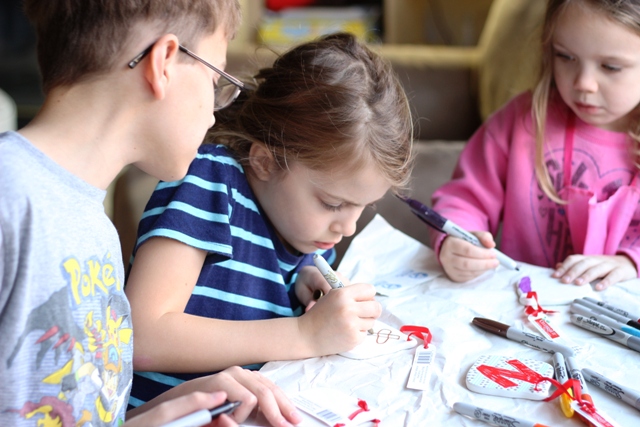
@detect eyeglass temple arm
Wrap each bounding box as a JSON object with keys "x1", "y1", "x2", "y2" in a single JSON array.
[
  {"x1": 128, "y1": 44, "x2": 244, "y2": 90},
  {"x1": 178, "y1": 46, "x2": 244, "y2": 88},
  {"x1": 128, "y1": 45, "x2": 153, "y2": 69}
]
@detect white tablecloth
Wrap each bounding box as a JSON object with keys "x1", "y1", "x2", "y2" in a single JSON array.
[{"x1": 255, "y1": 215, "x2": 640, "y2": 426}]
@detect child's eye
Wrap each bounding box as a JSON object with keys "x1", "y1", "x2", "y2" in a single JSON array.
[
  {"x1": 554, "y1": 52, "x2": 573, "y2": 61},
  {"x1": 321, "y1": 201, "x2": 342, "y2": 212},
  {"x1": 602, "y1": 63, "x2": 622, "y2": 72}
]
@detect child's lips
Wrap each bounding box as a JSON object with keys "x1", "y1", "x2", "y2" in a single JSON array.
[
  {"x1": 315, "y1": 241, "x2": 338, "y2": 250},
  {"x1": 575, "y1": 101, "x2": 601, "y2": 114}
]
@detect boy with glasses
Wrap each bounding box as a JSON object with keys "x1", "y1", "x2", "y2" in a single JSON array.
[
  {"x1": 129, "y1": 43, "x2": 245, "y2": 111},
  {"x1": 0, "y1": 1, "x2": 300, "y2": 426}
]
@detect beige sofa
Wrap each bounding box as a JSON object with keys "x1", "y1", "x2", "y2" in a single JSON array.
[{"x1": 109, "y1": 0, "x2": 544, "y2": 266}]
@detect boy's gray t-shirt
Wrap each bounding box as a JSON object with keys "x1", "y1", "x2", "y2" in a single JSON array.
[{"x1": 0, "y1": 131, "x2": 133, "y2": 426}]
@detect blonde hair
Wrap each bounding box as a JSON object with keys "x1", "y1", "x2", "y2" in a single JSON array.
[
  {"x1": 209, "y1": 33, "x2": 414, "y2": 193},
  {"x1": 532, "y1": 0, "x2": 640, "y2": 203},
  {"x1": 24, "y1": 0, "x2": 241, "y2": 94}
]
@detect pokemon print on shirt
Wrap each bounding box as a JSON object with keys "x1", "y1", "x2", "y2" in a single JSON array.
[{"x1": 3, "y1": 253, "x2": 133, "y2": 427}]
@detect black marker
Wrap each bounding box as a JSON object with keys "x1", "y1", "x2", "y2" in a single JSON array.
[
  {"x1": 574, "y1": 298, "x2": 640, "y2": 330},
  {"x1": 160, "y1": 400, "x2": 241, "y2": 427},
  {"x1": 583, "y1": 297, "x2": 640, "y2": 322}
]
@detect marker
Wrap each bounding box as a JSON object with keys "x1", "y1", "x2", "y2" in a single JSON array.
[
  {"x1": 583, "y1": 297, "x2": 640, "y2": 322},
  {"x1": 573, "y1": 299, "x2": 640, "y2": 330},
  {"x1": 313, "y1": 254, "x2": 345, "y2": 288},
  {"x1": 570, "y1": 303, "x2": 640, "y2": 338},
  {"x1": 313, "y1": 254, "x2": 374, "y2": 335},
  {"x1": 452, "y1": 402, "x2": 549, "y2": 427},
  {"x1": 570, "y1": 314, "x2": 640, "y2": 353},
  {"x1": 397, "y1": 196, "x2": 520, "y2": 271},
  {"x1": 552, "y1": 352, "x2": 575, "y2": 418},
  {"x1": 583, "y1": 368, "x2": 640, "y2": 411},
  {"x1": 565, "y1": 355, "x2": 595, "y2": 411},
  {"x1": 160, "y1": 400, "x2": 241, "y2": 427},
  {"x1": 472, "y1": 317, "x2": 575, "y2": 356},
  {"x1": 553, "y1": 354, "x2": 596, "y2": 427},
  {"x1": 564, "y1": 358, "x2": 599, "y2": 427}
]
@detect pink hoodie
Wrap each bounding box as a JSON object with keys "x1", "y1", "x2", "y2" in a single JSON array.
[{"x1": 431, "y1": 91, "x2": 640, "y2": 273}]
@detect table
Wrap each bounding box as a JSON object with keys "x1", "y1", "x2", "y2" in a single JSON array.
[{"x1": 256, "y1": 215, "x2": 640, "y2": 426}]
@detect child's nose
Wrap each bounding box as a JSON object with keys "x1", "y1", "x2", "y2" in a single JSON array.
[
  {"x1": 331, "y1": 210, "x2": 361, "y2": 237},
  {"x1": 574, "y1": 67, "x2": 598, "y2": 93}
]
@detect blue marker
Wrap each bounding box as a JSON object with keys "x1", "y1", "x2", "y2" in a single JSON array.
[
  {"x1": 570, "y1": 314, "x2": 640, "y2": 353},
  {"x1": 570, "y1": 302, "x2": 640, "y2": 338}
]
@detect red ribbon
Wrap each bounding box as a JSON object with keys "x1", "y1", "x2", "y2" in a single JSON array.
[
  {"x1": 333, "y1": 400, "x2": 382, "y2": 427},
  {"x1": 400, "y1": 325, "x2": 432, "y2": 348},
  {"x1": 348, "y1": 399, "x2": 369, "y2": 420},
  {"x1": 523, "y1": 291, "x2": 557, "y2": 316},
  {"x1": 477, "y1": 359, "x2": 596, "y2": 416}
]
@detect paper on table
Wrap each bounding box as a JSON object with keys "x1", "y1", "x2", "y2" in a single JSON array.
[
  {"x1": 338, "y1": 320, "x2": 418, "y2": 360},
  {"x1": 290, "y1": 388, "x2": 380, "y2": 426},
  {"x1": 253, "y1": 215, "x2": 640, "y2": 426},
  {"x1": 339, "y1": 215, "x2": 443, "y2": 296}
]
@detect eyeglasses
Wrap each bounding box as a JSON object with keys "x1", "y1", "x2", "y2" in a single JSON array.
[{"x1": 128, "y1": 43, "x2": 244, "y2": 110}]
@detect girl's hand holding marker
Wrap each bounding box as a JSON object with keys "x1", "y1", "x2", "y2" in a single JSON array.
[
  {"x1": 313, "y1": 254, "x2": 346, "y2": 289},
  {"x1": 397, "y1": 196, "x2": 520, "y2": 283},
  {"x1": 295, "y1": 273, "x2": 379, "y2": 354},
  {"x1": 122, "y1": 33, "x2": 410, "y2": 404},
  {"x1": 311, "y1": 254, "x2": 377, "y2": 335},
  {"x1": 424, "y1": 0, "x2": 640, "y2": 290}
]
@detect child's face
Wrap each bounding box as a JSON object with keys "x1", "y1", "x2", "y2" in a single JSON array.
[
  {"x1": 157, "y1": 27, "x2": 229, "y2": 180},
  {"x1": 552, "y1": 2, "x2": 640, "y2": 132},
  {"x1": 256, "y1": 159, "x2": 391, "y2": 255}
]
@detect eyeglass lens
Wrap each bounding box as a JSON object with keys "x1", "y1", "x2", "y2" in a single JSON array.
[{"x1": 214, "y1": 81, "x2": 241, "y2": 111}]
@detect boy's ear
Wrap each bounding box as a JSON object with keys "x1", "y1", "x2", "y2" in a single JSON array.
[
  {"x1": 248, "y1": 143, "x2": 276, "y2": 181},
  {"x1": 143, "y1": 34, "x2": 180, "y2": 100}
]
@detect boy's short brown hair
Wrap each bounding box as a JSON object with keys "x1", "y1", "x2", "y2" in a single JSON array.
[{"x1": 23, "y1": 0, "x2": 241, "y2": 94}]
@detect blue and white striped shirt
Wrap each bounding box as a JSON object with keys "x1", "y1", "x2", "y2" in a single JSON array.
[{"x1": 128, "y1": 144, "x2": 334, "y2": 407}]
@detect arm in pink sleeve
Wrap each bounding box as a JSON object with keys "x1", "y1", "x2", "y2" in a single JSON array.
[
  {"x1": 430, "y1": 109, "x2": 514, "y2": 260},
  {"x1": 617, "y1": 248, "x2": 640, "y2": 278}
]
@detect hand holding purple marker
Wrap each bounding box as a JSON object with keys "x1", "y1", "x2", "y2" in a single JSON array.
[{"x1": 397, "y1": 196, "x2": 520, "y2": 271}]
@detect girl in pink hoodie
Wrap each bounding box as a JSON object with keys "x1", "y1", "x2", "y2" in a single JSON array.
[{"x1": 432, "y1": 0, "x2": 640, "y2": 290}]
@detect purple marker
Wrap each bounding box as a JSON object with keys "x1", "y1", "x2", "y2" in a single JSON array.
[{"x1": 398, "y1": 196, "x2": 520, "y2": 271}]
